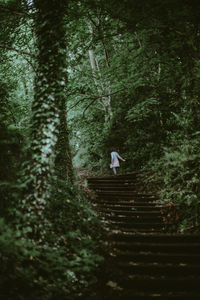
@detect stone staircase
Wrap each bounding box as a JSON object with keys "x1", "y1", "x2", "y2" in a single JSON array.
[{"x1": 87, "y1": 173, "x2": 200, "y2": 299}]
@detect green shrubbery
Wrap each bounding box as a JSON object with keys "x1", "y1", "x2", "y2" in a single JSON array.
[
  {"x1": 0, "y1": 124, "x2": 104, "y2": 300},
  {"x1": 0, "y1": 184, "x2": 104, "y2": 300},
  {"x1": 1, "y1": 214, "x2": 103, "y2": 300},
  {"x1": 148, "y1": 135, "x2": 200, "y2": 232}
]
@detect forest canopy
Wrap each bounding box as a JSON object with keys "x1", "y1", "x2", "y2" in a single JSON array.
[{"x1": 1, "y1": 0, "x2": 200, "y2": 299}]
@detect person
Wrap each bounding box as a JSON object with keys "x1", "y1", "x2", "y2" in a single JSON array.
[{"x1": 110, "y1": 148, "x2": 125, "y2": 175}]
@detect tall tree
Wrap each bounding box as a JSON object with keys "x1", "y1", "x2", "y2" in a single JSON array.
[
  {"x1": 88, "y1": 19, "x2": 113, "y2": 121},
  {"x1": 23, "y1": 0, "x2": 69, "y2": 235}
]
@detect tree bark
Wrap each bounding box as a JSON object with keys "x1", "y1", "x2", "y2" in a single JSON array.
[
  {"x1": 23, "y1": 0, "x2": 69, "y2": 235},
  {"x1": 88, "y1": 22, "x2": 113, "y2": 121}
]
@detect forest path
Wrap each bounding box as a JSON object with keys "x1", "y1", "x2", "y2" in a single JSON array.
[{"x1": 87, "y1": 173, "x2": 200, "y2": 299}]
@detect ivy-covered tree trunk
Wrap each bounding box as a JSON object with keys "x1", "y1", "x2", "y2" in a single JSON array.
[
  {"x1": 55, "y1": 95, "x2": 74, "y2": 183},
  {"x1": 24, "y1": 0, "x2": 69, "y2": 232}
]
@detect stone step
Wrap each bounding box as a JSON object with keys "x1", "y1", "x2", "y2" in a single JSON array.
[
  {"x1": 99, "y1": 209, "x2": 161, "y2": 216},
  {"x1": 113, "y1": 251, "x2": 200, "y2": 264},
  {"x1": 88, "y1": 181, "x2": 138, "y2": 187},
  {"x1": 108, "y1": 233, "x2": 200, "y2": 243},
  {"x1": 97, "y1": 198, "x2": 158, "y2": 205},
  {"x1": 90, "y1": 186, "x2": 140, "y2": 191},
  {"x1": 110, "y1": 228, "x2": 165, "y2": 234},
  {"x1": 97, "y1": 197, "x2": 158, "y2": 203},
  {"x1": 89, "y1": 180, "x2": 139, "y2": 184},
  {"x1": 115, "y1": 276, "x2": 200, "y2": 291},
  {"x1": 96, "y1": 204, "x2": 162, "y2": 211},
  {"x1": 88, "y1": 181, "x2": 138, "y2": 185},
  {"x1": 112, "y1": 261, "x2": 200, "y2": 276},
  {"x1": 111, "y1": 241, "x2": 200, "y2": 253},
  {"x1": 104, "y1": 215, "x2": 163, "y2": 223},
  {"x1": 98, "y1": 291, "x2": 200, "y2": 300},
  {"x1": 88, "y1": 180, "x2": 138, "y2": 185},
  {"x1": 96, "y1": 191, "x2": 156, "y2": 197},
  {"x1": 108, "y1": 221, "x2": 164, "y2": 229},
  {"x1": 87, "y1": 172, "x2": 140, "y2": 181},
  {"x1": 88, "y1": 177, "x2": 137, "y2": 182}
]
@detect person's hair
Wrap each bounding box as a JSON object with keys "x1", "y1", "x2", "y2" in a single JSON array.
[{"x1": 111, "y1": 148, "x2": 116, "y2": 152}]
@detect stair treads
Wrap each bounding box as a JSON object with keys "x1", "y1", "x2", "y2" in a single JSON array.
[
  {"x1": 111, "y1": 241, "x2": 200, "y2": 253},
  {"x1": 113, "y1": 251, "x2": 200, "y2": 263},
  {"x1": 95, "y1": 190, "x2": 156, "y2": 196},
  {"x1": 99, "y1": 210, "x2": 161, "y2": 216},
  {"x1": 109, "y1": 221, "x2": 164, "y2": 230},
  {"x1": 96, "y1": 199, "x2": 159, "y2": 206},
  {"x1": 112, "y1": 277, "x2": 200, "y2": 291},
  {"x1": 108, "y1": 232, "x2": 200, "y2": 243},
  {"x1": 103, "y1": 214, "x2": 162, "y2": 221},
  {"x1": 115, "y1": 262, "x2": 200, "y2": 276},
  {"x1": 87, "y1": 172, "x2": 200, "y2": 299},
  {"x1": 96, "y1": 204, "x2": 162, "y2": 211}
]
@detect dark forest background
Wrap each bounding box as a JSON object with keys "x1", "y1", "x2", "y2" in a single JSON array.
[{"x1": 1, "y1": 0, "x2": 200, "y2": 299}]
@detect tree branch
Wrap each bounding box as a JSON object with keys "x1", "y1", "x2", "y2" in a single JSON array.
[
  {"x1": 0, "y1": 4, "x2": 29, "y2": 17},
  {"x1": 0, "y1": 44, "x2": 35, "y2": 58},
  {"x1": 67, "y1": 86, "x2": 127, "y2": 117},
  {"x1": 152, "y1": 18, "x2": 185, "y2": 36}
]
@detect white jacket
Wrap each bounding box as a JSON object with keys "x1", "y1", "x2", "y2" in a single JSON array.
[{"x1": 110, "y1": 151, "x2": 124, "y2": 168}]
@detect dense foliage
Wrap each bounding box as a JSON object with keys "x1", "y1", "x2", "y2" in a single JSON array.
[
  {"x1": 0, "y1": 1, "x2": 103, "y2": 299},
  {"x1": 68, "y1": 0, "x2": 200, "y2": 231},
  {"x1": 1, "y1": 0, "x2": 200, "y2": 299}
]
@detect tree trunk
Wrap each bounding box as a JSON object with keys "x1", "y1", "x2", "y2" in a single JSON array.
[
  {"x1": 88, "y1": 22, "x2": 113, "y2": 121},
  {"x1": 55, "y1": 97, "x2": 74, "y2": 183},
  {"x1": 23, "y1": 0, "x2": 68, "y2": 235}
]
